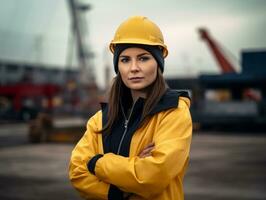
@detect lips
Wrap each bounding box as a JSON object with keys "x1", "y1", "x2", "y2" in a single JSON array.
[{"x1": 129, "y1": 77, "x2": 144, "y2": 80}]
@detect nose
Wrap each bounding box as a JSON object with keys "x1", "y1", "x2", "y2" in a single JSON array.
[{"x1": 130, "y1": 59, "x2": 140, "y2": 72}]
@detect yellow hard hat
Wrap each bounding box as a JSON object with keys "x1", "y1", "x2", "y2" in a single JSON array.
[{"x1": 109, "y1": 16, "x2": 168, "y2": 57}]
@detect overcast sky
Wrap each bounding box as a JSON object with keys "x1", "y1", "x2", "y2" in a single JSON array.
[{"x1": 0, "y1": 0, "x2": 265, "y2": 88}]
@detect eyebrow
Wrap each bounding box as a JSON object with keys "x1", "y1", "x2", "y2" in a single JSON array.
[{"x1": 119, "y1": 53, "x2": 150, "y2": 58}]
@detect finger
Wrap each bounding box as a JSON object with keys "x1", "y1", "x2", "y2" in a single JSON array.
[
  {"x1": 139, "y1": 152, "x2": 145, "y2": 158},
  {"x1": 140, "y1": 152, "x2": 152, "y2": 158},
  {"x1": 142, "y1": 146, "x2": 155, "y2": 153},
  {"x1": 140, "y1": 144, "x2": 154, "y2": 152},
  {"x1": 145, "y1": 142, "x2": 155, "y2": 148},
  {"x1": 139, "y1": 149, "x2": 151, "y2": 157},
  {"x1": 139, "y1": 146, "x2": 155, "y2": 156},
  {"x1": 138, "y1": 143, "x2": 155, "y2": 157},
  {"x1": 139, "y1": 147, "x2": 154, "y2": 157}
]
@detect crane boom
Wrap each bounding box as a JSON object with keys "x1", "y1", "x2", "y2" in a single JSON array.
[
  {"x1": 67, "y1": 0, "x2": 95, "y2": 84},
  {"x1": 198, "y1": 28, "x2": 236, "y2": 73}
]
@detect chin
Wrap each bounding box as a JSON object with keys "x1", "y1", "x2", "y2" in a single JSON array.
[
  {"x1": 128, "y1": 84, "x2": 151, "y2": 92},
  {"x1": 129, "y1": 87, "x2": 145, "y2": 91},
  {"x1": 128, "y1": 84, "x2": 147, "y2": 90}
]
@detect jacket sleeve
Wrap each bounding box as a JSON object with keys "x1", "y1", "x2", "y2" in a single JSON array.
[
  {"x1": 69, "y1": 111, "x2": 109, "y2": 200},
  {"x1": 94, "y1": 98, "x2": 193, "y2": 199}
]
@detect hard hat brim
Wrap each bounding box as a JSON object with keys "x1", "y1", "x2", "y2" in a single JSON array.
[{"x1": 109, "y1": 40, "x2": 168, "y2": 58}]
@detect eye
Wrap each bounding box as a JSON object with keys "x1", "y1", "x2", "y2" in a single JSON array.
[
  {"x1": 139, "y1": 56, "x2": 151, "y2": 62},
  {"x1": 120, "y1": 57, "x2": 130, "y2": 63}
]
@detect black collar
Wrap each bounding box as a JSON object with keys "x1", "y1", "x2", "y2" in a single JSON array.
[
  {"x1": 149, "y1": 89, "x2": 190, "y2": 115},
  {"x1": 100, "y1": 89, "x2": 190, "y2": 116}
]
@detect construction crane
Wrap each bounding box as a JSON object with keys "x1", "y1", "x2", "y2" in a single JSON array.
[
  {"x1": 28, "y1": 0, "x2": 100, "y2": 143},
  {"x1": 198, "y1": 28, "x2": 261, "y2": 101},
  {"x1": 198, "y1": 28, "x2": 236, "y2": 73},
  {"x1": 67, "y1": 0, "x2": 95, "y2": 85}
]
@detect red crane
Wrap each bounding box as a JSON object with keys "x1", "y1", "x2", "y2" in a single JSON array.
[{"x1": 198, "y1": 28, "x2": 236, "y2": 73}]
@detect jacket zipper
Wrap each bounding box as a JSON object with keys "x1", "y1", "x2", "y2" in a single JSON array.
[{"x1": 117, "y1": 101, "x2": 136, "y2": 155}]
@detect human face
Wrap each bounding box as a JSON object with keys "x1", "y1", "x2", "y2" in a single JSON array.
[{"x1": 118, "y1": 47, "x2": 158, "y2": 98}]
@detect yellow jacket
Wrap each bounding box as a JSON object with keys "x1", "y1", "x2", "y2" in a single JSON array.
[{"x1": 69, "y1": 90, "x2": 192, "y2": 200}]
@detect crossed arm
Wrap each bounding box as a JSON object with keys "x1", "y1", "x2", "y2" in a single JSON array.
[{"x1": 69, "y1": 101, "x2": 192, "y2": 199}]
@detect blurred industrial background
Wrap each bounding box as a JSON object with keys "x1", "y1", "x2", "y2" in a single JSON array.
[{"x1": 0, "y1": 0, "x2": 266, "y2": 199}]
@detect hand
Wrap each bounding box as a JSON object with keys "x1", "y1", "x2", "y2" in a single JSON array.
[
  {"x1": 123, "y1": 192, "x2": 142, "y2": 200},
  {"x1": 138, "y1": 142, "x2": 155, "y2": 158},
  {"x1": 128, "y1": 194, "x2": 143, "y2": 200},
  {"x1": 123, "y1": 192, "x2": 132, "y2": 199}
]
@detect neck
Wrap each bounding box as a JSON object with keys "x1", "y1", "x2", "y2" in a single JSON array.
[{"x1": 131, "y1": 90, "x2": 147, "y2": 102}]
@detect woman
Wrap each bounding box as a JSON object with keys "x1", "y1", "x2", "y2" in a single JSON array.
[{"x1": 69, "y1": 16, "x2": 192, "y2": 200}]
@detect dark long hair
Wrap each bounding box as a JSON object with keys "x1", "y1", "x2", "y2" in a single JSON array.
[{"x1": 100, "y1": 69, "x2": 168, "y2": 134}]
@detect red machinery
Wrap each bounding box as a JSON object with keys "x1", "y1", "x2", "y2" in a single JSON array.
[
  {"x1": 0, "y1": 83, "x2": 61, "y2": 121},
  {"x1": 198, "y1": 28, "x2": 236, "y2": 73}
]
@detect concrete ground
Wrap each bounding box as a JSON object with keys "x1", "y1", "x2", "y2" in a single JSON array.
[
  {"x1": 185, "y1": 132, "x2": 266, "y2": 200},
  {"x1": 0, "y1": 123, "x2": 265, "y2": 200}
]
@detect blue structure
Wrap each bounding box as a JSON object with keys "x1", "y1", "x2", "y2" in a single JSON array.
[
  {"x1": 242, "y1": 50, "x2": 266, "y2": 75},
  {"x1": 199, "y1": 50, "x2": 266, "y2": 95}
]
